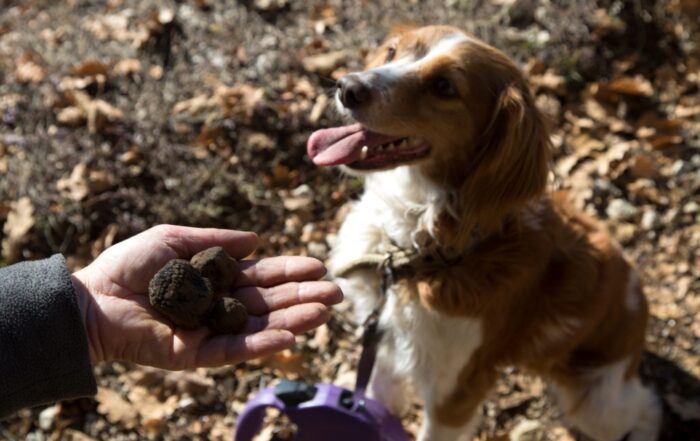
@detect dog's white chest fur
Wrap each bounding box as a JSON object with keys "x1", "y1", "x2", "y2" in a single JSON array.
[{"x1": 330, "y1": 166, "x2": 483, "y2": 420}]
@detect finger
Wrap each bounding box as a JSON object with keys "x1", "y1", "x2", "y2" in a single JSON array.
[
  {"x1": 194, "y1": 329, "x2": 295, "y2": 367},
  {"x1": 244, "y1": 303, "x2": 331, "y2": 334},
  {"x1": 236, "y1": 256, "x2": 327, "y2": 288},
  {"x1": 234, "y1": 281, "x2": 343, "y2": 315},
  {"x1": 151, "y1": 224, "x2": 259, "y2": 259}
]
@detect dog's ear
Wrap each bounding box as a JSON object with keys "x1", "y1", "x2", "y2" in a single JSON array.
[{"x1": 458, "y1": 84, "x2": 551, "y2": 235}]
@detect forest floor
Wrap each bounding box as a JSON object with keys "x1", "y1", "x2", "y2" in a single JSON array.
[{"x1": 1, "y1": 0, "x2": 699, "y2": 439}]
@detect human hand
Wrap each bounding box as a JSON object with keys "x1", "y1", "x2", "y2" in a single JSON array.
[{"x1": 70, "y1": 225, "x2": 342, "y2": 370}]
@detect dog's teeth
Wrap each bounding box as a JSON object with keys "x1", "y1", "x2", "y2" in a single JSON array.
[
  {"x1": 397, "y1": 139, "x2": 408, "y2": 149},
  {"x1": 408, "y1": 137, "x2": 424, "y2": 147},
  {"x1": 360, "y1": 145, "x2": 369, "y2": 159},
  {"x1": 387, "y1": 143, "x2": 396, "y2": 150}
]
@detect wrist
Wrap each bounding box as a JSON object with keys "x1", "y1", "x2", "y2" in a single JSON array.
[{"x1": 71, "y1": 270, "x2": 102, "y2": 365}]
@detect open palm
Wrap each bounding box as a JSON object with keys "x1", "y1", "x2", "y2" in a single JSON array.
[{"x1": 71, "y1": 225, "x2": 342, "y2": 369}]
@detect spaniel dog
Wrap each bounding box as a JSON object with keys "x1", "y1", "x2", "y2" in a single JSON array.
[{"x1": 308, "y1": 25, "x2": 660, "y2": 441}]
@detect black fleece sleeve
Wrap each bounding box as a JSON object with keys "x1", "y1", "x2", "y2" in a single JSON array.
[{"x1": 0, "y1": 254, "x2": 96, "y2": 419}]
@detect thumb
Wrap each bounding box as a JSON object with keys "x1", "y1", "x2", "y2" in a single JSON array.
[{"x1": 150, "y1": 225, "x2": 259, "y2": 259}]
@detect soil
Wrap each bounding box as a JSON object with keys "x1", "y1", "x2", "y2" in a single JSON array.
[{"x1": 0, "y1": 0, "x2": 698, "y2": 440}]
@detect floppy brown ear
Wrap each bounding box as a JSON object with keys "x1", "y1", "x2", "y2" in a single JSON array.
[{"x1": 458, "y1": 84, "x2": 551, "y2": 236}]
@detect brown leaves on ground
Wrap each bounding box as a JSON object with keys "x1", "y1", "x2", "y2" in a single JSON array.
[
  {"x1": 56, "y1": 163, "x2": 115, "y2": 201},
  {"x1": 1, "y1": 197, "x2": 34, "y2": 263},
  {"x1": 171, "y1": 84, "x2": 265, "y2": 126},
  {"x1": 56, "y1": 90, "x2": 124, "y2": 134},
  {"x1": 1, "y1": 0, "x2": 699, "y2": 440}
]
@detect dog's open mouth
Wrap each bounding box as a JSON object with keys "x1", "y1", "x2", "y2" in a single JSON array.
[{"x1": 307, "y1": 123, "x2": 431, "y2": 170}]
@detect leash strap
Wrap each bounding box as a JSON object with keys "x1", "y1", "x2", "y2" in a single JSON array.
[
  {"x1": 352, "y1": 264, "x2": 392, "y2": 405},
  {"x1": 343, "y1": 232, "x2": 478, "y2": 407}
]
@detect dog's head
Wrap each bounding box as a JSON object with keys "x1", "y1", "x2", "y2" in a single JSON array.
[{"x1": 308, "y1": 25, "x2": 551, "y2": 233}]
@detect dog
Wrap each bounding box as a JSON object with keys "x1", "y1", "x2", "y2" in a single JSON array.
[{"x1": 307, "y1": 25, "x2": 661, "y2": 441}]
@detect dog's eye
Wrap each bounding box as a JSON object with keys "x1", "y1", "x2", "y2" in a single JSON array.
[
  {"x1": 386, "y1": 46, "x2": 396, "y2": 63},
  {"x1": 430, "y1": 76, "x2": 457, "y2": 98}
]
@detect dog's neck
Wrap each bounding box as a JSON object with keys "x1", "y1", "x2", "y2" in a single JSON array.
[
  {"x1": 363, "y1": 166, "x2": 459, "y2": 252},
  {"x1": 362, "y1": 165, "x2": 538, "y2": 255}
]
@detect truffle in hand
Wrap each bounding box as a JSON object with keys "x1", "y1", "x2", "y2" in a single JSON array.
[
  {"x1": 148, "y1": 259, "x2": 213, "y2": 329},
  {"x1": 208, "y1": 297, "x2": 249, "y2": 334}
]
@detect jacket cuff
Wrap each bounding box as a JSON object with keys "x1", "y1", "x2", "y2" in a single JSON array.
[{"x1": 0, "y1": 254, "x2": 97, "y2": 419}]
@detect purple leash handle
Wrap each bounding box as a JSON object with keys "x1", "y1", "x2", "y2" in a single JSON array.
[{"x1": 234, "y1": 263, "x2": 409, "y2": 441}]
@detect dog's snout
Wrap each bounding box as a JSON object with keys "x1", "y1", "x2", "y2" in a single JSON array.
[{"x1": 337, "y1": 75, "x2": 371, "y2": 109}]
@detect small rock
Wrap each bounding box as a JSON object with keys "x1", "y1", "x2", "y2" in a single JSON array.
[
  {"x1": 671, "y1": 159, "x2": 687, "y2": 175},
  {"x1": 641, "y1": 210, "x2": 660, "y2": 230},
  {"x1": 158, "y1": 8, "x2": 175, "y2": 25},
  {"x1": 683, "y1": 201, "x2": 699, "y2": 214},
  {"x1": 301, "y1": 223, "x2": 315, "y2": 243},
  {"x1": 594, "y1": 178, "x2": 622, "y2": 198},
  {"x1": 292, "y1": 184, "x2": 313, "y2": 198},
  {"x1": 253, "y1": 0, "x2": 288, "y2": 11},
  {"x1": 616, "y1": 223, "x2": 637, "y2": 244},
  {"x1": 325, "y1": 233, "x2": 337, "y2": 248},
  {"x1": 38, "y1": 405, "x2": 58, "y2": 431},
  {"x1": 606, "y1": 198, "x2": 638, "y2": 221},
  {"x1": 662, "y1": 208, "x2": 679, "y2": 224},
  {"x1": 307, "y1": 241, "x2": 328, "y2": 259},
  {"x1": 178, "y1": 396, "x2": 197, "y2": 412}
]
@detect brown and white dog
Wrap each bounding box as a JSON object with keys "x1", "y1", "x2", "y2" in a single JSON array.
[{"x1": 307, "y1": 25, "x2": 661, "y2": 441}]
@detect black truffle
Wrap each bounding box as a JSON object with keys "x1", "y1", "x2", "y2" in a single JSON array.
[
  {"x1": 207, "y1": 297, "x2": 249, "y2": 334},
  {"x1": 190, "y1": 246, "x2": 240, "y2": 292},
  {"x1": 148, "y1": 259, "x2": 213, "y2": 329}
]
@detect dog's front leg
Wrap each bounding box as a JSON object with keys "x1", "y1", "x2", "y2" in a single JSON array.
[
  {"x1": 366, "y1": 332, "x2": 413, "y2": 416},
  {"x1": 415, "y1": 359, "x2": 497, "y2": 441},
  {"x1": 329, "y1": 201, "x2": 386, "y2": 322}
]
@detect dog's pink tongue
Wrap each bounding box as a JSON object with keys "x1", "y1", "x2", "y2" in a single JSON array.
[{"x1": 307, "y1": 123, "x2": 367, "y2": 166}]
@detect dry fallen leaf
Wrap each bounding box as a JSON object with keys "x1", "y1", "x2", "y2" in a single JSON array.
[
  {"x1": 113, "y1": 58, "x2": 142, "y2": 76},
  {"x1": 82, "y1": 12, "x2": 150, "y2": 47},
  {"x1": 72, "y1": 59, "x2": 109, "y2": 77},
  {"x1": 2, "y1": 197, "x2": 35, "y2": 262},
  {"x1": 63, "y1": 429, "x2": 98, "y2": 441},
  {"x1": 57, "y1": 106, "x2": 86, "y2": 125},
  {"x1": 95, "y1": 387, "x2": 138, "y2": 429},
  {"x1": 56, "y1": 163, "x2": 91, "y2": 201},
  {"x1": 302, "y1": 50, "x2": 350, "y2": 75},
  {"x1": 568, "y1": 133, "x2": 606, "y2": 157},
  {"x1": 602, "y1": 75, "x2": 654, "y2": 97},
  {"x1": 529, "y1": 69, "x2": 566, "y2": 95},
  {"x1": 15, "y1": 59, "x2": 46, "y2": 83},
  {"x1": 127, "y1": 386, "x2": 179, "y2": 436},
  {"x1": 309, "y1": 94, "x2": 329, "y2": 123},
  {"x1": 57, "y1": 91, "x2": 123, "y2": 133},
  {"x1": 630, "y1": 153, "x2": 661, "y2": 179},
  {"x1": 57, "y1": 163, "x2": 114, "y2": 201},
  {"x1": 91, "y1": 223, "x2": 119, "y2": 258}
]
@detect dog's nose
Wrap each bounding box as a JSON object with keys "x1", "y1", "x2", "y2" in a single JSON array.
[{"x1": 337, "y1": 75, "x2": 371, "y2": 109}]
